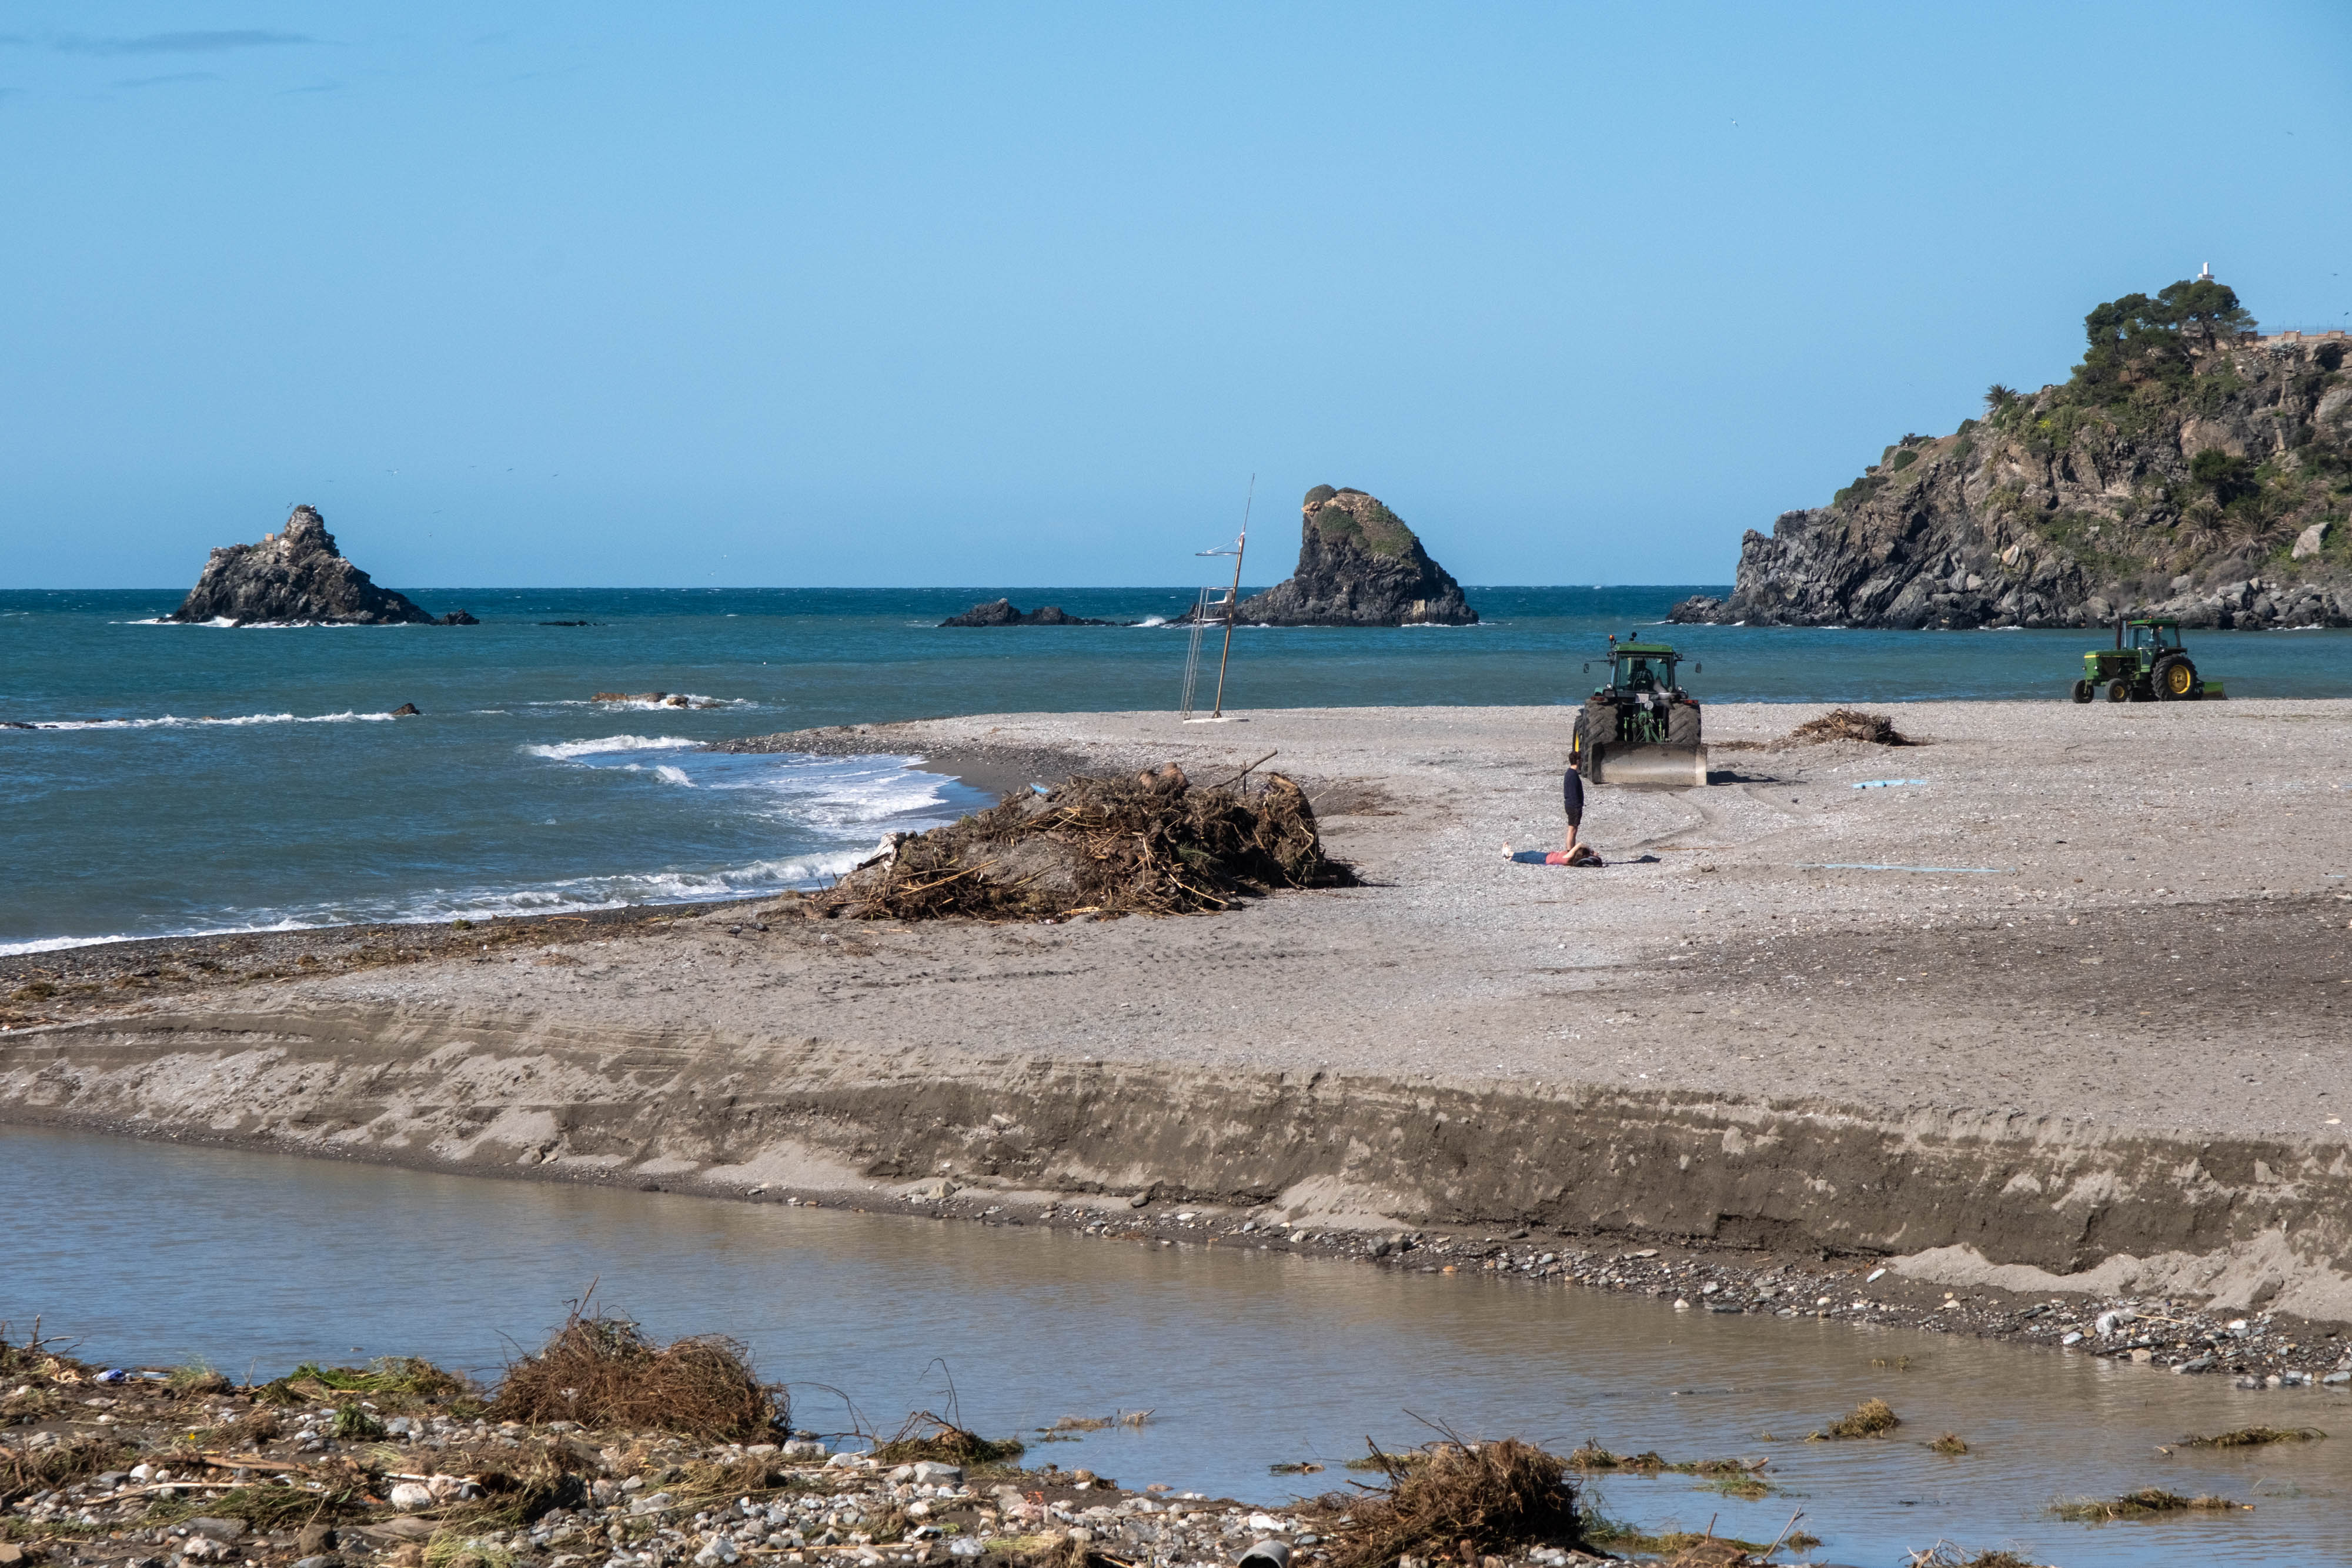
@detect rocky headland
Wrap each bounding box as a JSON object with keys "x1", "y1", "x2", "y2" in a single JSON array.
[
  {"x1": 171, "y1": 507, "x2": 473, "y2": 627},
  {"x1": 1673, "y1": 279, "x2": 2352, "y2": 630},
  {"x1": 1222, "y1": 486, "x2": 1476, "y2": 626},
  {"x1": 938, "y1": 600, "x2": 1121, "y2": 627}
]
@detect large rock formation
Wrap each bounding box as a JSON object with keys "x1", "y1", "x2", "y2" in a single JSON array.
[
  {"x1": 1673, "y1": 291, "x2": 2352, "y2": 630},
  {"x1": 938, "y1": 598, "x2": 1121, "y2": 627},
  {"x1": 1225, "y1": 486, "x2": 1476, "y2": 626},
  {"x1": 172, "y1": 506, "x2": 463, "y2": 626}
]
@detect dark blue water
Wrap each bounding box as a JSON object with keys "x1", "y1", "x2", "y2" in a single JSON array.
[{"x1": 5, "y1": 586, "x2": 2347, "y2": 951}]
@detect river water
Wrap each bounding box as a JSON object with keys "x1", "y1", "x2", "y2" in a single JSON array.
[
  {"x1": 5, "y1": 587, "x2": 2350, "y2": 955},
  {"x1": 4, "y1": 1126, "x2": 2343, "y2": 1566}
]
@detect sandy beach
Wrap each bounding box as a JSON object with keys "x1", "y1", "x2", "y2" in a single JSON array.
[{"x1": 7, "y1": 700, "x2": 2351, "y2": 1333}]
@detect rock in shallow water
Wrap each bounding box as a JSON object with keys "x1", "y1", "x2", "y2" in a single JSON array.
[
  {"x1": 170, "y1": 505, "x2": 465, "y2": 627},
  {"x1": 938, "y1": 599, "x2": 1121, "y2": 627},
  {"x1": 1221, "y1": 486, "x2": 1476, "y2": 627}
]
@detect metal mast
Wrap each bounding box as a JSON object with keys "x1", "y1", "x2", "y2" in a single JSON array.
[
  {"x1": 1211, "y1": 477, "x2": 1252, "y2": 718},
  {"x1": 1180, "y1": 476, "x2": 1252, "y2": 721}
]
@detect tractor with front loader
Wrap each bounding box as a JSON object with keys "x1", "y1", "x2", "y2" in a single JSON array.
[
  {"x1": 1571, "y1": 636, "x2": 1709, "y2": 787},
  {"x1": 2070, "y1": 618, "x2": 2223, "y2": 703}
]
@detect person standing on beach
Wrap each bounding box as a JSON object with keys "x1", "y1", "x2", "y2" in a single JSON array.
[
  {"x1": 1561, "y1": 754, "x2": 1584, "y2": 855},
  {"x1": 1501, "y1": 754, "x2": 1589, "y2": 865}
]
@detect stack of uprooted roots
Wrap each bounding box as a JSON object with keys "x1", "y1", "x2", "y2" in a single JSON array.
[
  {"x1": 803, "y1": 764, "x2": 1353, "y2": 922},
  {"x1": 1324, "y1": 1439, "x2": 1586, "y2": 1568},
  {"x1": 488, "y1": 1306, "x2": 782, "y2": 1440},
  {"x1": 1788, "y1": 707, "x2": 1910, "y2": 745}
]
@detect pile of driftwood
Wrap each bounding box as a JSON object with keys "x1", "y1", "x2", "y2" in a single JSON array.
[
  {"x1": 803, "y1": 763, "x2": 1352, "y2": 921},
  {"x1": 1787, "y1": 708, "x2": 1911, "y2": 745}
]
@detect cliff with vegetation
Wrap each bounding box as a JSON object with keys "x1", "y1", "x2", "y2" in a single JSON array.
[
  {"x1": 1231, "y1": 485, "x2": 1476, "y2": 626},
  {"x1": 1673, "y1": 279, "x2": 2352, "y2": 629}
]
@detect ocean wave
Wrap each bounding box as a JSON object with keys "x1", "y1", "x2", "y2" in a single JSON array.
[
  {"x1": 693, "y1": 752, "x2": 954, "y2": 830},
  {"x1": 524, "y1": 734, "x2": 701, "y2": 759},
  {"x1": 11, "y1": 711, "x2": 406, "y2": 731},
  {"x1": 4, "y1": 750, "x2": 964, "y2": 958},
  {"x1": 0, "y1": 848, "x2": 883, "y2": 957},
  {"x1": 1135, "y1": 615, "x2": 1170, "y2": 628},
  {"x1": 530, "y1": 741, "x2": 958, "y2": 831}
]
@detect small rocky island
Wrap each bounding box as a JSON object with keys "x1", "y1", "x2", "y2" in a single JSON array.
[
  {"x1": 171, "y1": 505, "x2": 475, "y2": 626},
  {"x1": 1225, "y1": 485, "x2": 1476, "y2": 626},
  {"x1": 938, "y1": 598, "x2": 1121, "y2": 627}
]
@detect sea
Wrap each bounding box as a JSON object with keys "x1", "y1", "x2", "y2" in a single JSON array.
[{"x1": 5, "y1": 585, "x2": 2348, "y2": 954}]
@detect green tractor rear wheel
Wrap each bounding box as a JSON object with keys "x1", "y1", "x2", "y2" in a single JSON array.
[
  {"x1": 2071, "y1": 678, "x2": 2093, "y2": 703},
  {"x1": 2106, "y1": 678, "x2": 2132, "y2": 703},
  {"x1": 2153, "y1": 655, "x2": 2200, "y2": 700}
]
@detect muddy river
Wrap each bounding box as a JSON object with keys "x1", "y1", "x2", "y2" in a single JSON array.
[{"x1": 4, "y1": 1126, "x2": 2344, "y2": 1564}]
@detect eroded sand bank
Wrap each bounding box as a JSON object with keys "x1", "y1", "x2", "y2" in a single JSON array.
[{"x1": 6, "y1": 701, "x2": 2350, "y2": 1325}]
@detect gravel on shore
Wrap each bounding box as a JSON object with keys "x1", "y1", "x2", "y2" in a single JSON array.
[{"x1": 2, "y1": 1344, "x2": 1648, "y2": 1568}]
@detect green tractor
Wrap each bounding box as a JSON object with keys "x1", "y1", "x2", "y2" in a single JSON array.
[
  {"x1": 1571, "y1": 636, "x2": 1708, "y2": 787},
  {"x1": 2070, "y1": 618, "x2": 2222, "y2": 703}
]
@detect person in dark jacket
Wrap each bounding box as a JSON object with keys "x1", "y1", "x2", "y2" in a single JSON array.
[
  {"x1": 1561, "y1": 754, "x2": 1584, "y2": 855},
  {"x1": 1502, "y1": 755, "x2": 1593, "y2": 866}
]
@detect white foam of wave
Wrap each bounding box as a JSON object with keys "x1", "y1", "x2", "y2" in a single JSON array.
[
  {"x1": 524, "y1": 734, "x2": 701, "y2": 760},
  {"x1": 696, "y1": 753, "x2": 955, "y2": 832},
  {"x1": 123, "y1": 617, "x2": 383, "y2": 629},
  {"x1": 1136, "y1": 615, "x2": 1170, "y2": 628},
  {"x1": 2, "y1": 931, "x2": 146, "y2": 956},
  {"x1": 589, "y1": 693, "x2": 750, "y2": 711},
  {"x1": 1, "y1": 918, "x2": 319, "y2": 958},
  {"x1": 15, "y1": 711, "x2": 405, "y2": 731}
]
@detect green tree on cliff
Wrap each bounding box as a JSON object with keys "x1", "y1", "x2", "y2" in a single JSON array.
[
  {"x1": 2075, "y1": 276, "x2": 2255, "y2": 393},
  {"x1": 2157, "y1": 276, "x2": 2256, "y2": 343}
]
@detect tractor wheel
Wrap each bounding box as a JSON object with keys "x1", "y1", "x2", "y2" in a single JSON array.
[
  {"x1": 2153, "y1": 656, "x2": 2200, "y2": 701},
  {"x1": 1667, "y1": 702, "x2": 1702, "y2": 748},
  {"x1": 2071, "y1": 678, "x2": 2093, "y2": 704},
  {"x1": 2105, "y1": 678, "x2": 2132, "y2": 703}
]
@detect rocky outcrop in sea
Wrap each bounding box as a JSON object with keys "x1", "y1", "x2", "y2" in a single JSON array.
[
  {"x1": 938, "y1": 599, "x2": 1121, "y2": 627},
  {"x1": 1672, "y1": 309, "x2": 2351, "y2": 630},
  {"x1": 1225, "y1": 486, "x2": 1476, "y2": 626},
  {"x1": 171, "y1": 505, "x2": 471, "y2": 626}
]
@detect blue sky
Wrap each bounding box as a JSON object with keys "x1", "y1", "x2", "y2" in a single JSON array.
[{"x1": 4, "y1": 3, "x2": 2349, "y2": 589}]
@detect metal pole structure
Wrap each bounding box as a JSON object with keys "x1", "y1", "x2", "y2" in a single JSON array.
[{"x1": 1210, "y1": 477, "x2": 1253, "y2": 718}]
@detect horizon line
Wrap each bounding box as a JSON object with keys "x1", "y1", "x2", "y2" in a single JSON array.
[{"x1": 1, "y1": 582, "x2": 1737, "y2": 594}]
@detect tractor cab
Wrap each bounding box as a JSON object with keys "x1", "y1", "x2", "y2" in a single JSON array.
[
  {"x1": 2126, "y1": 620, "x2": 2185, "y2": 654},
  {"x1": 1595, "y1": 640, "x2": 1688, "y2": 704}
]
